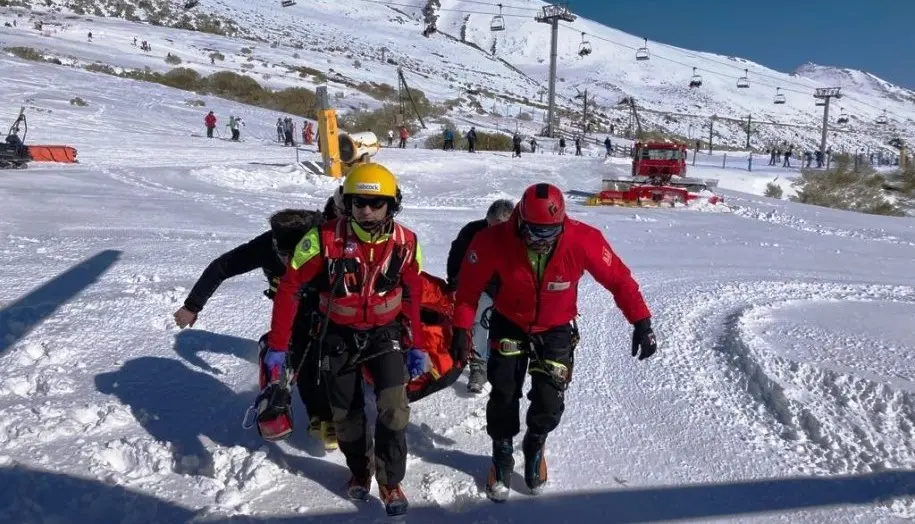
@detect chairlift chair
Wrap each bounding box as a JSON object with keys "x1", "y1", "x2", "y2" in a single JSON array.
[
  {"x1": 635, "y1": 38, "x2": 649, "y2": 61},
  {"x1": 578, "y1": 32, "x2": 592, "y2": 57},
  {"x1": 490, "y1": 4, "x2": 506, "y2": 32},
  {"x1": 736, "y1": 68, "x2": 749, "y2": 89},
  {"x1": 688, "y1": 67, "x2": 702, "y2": 88},
  {"x1": 280, "y1": 0, "x2": 295, "y2": 6},
  {"x1": 773, "y1": 87, "x2": 786, "y2": 104},
  {"x1": 876, "y1": 109, "x2": 888, "y2": 125},
  {"x1": 837, "y1": 107, "x2": 849, "y2": 125},
  {"x1": 815, "y1": 98, "x2": 825, "y2": 107}
]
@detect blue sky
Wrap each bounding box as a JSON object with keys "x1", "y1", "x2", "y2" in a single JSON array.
[{"x1": 569, "y1": 0, "x2": 913, "y2": 89}]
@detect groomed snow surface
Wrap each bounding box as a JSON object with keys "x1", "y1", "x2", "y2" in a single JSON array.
[{"x1": 1, "y1": 58, "x2": 915, "y2": 523}]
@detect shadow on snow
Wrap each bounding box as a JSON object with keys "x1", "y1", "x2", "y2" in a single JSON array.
[{"x1": 0, "y1": 249, "x2": 121, "y2": 356}]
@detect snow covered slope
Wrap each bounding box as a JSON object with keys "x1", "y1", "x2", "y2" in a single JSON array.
[
  {"x1": 2, "y1": 50, "x2": 915, "y2": 522},
  {"x1": 1, "y1": 0, "x2": 912, "y2": 156}
]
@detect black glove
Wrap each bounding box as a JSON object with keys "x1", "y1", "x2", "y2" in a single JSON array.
[
  {"x1": 450, "y1": 328, "x2": 471, "y2": 365},
  {"x1": 631, "y1": 318, "x2": 657, "y2": 360}
]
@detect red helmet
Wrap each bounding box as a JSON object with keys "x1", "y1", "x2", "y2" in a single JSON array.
[{"x1": 519, "y1": 183, "x2": 565, "y2": 225}]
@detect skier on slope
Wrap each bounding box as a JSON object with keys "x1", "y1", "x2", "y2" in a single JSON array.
[
  {"x1": 445, "y1": 199, "x2": 515, "y2": 394},
  {"x1": 263, "y1": 163, "x2": 422, "y2": 517},
  {"x1": 173, "y1": 189, "x2": 345, "y2": 450},
  {"x1": 204, "y1": 111, "x2": 217, "y2": 139},
  {"x1": 449, "y1": 183, "x2": 657, "y2": 502}
]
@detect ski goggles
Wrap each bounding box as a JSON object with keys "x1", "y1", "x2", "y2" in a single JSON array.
[
  {"x1": 521, "y1": 222, "x2": 563, "y2": 243},
  {"x1": 351, "y1": 196, "x2": 389, "y2": 210}
]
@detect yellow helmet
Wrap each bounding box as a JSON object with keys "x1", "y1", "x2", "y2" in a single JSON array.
[{"x1": 343, "y1": 163, "x2": 398, "y2": 198}]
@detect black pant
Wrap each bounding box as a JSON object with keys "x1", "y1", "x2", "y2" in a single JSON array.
[
  {"x1": 206, "y1": 127, "x2": 214, "y2": 138},
  {"x1": 231, "y1": 129, "x2": 240, "y2": 140},
  {"x1": 321, "y1": 323, "x2": 409, "y2": 487},
  {"x1": 399, "y1": 138, "x2": 406, "y2": 149},
  {"x1": 287, "y1": 298, "x2": 332, "y2": 422},
  {"x1": 486, "y1": 310, "x2": 574, "y2": 441}
]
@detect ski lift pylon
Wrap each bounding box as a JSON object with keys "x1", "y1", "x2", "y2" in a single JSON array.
[
  {"x1": 490, "y1": 4, "x2": 506, "y2": 32},
  {"x1": 635, "y1": 37, "x2": 649, "y2": 61},
  {"x1": 689, "y1": 67, "x2": 702, "y2": 88},
  {"x1": 578, "y1": 32, "x2": 592, "y2": 57},
  {"x1": 773, "y1": 87, "x2": 786, "y2": 104},
  {"x1": 736, "y1": 68, "x2": 749, "y2": 89},
  {"x1": 837, "y1": 107, "x2": 849, "y2": 125}
]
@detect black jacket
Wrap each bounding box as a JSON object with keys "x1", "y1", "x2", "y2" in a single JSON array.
[
  {"x1": 446, "y1": 218, "x2": 489, "y2": 289},
  {"x1": 183, "y1": 231, "x2": 286, "y2": 313}
]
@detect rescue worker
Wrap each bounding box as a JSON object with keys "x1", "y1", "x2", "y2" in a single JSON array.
[
  {"x1": 449, "y1": 183, "x2": 657, "y2": 502},
  {"x1": 264, "y1": 163, "x2": 422, "y2": 517},
  {"x1": 445, "y1": 199, "x2": 515, "y2": 394},
  {"x1": 174, "y1": 189, "x2": 344, "y2": 449}
]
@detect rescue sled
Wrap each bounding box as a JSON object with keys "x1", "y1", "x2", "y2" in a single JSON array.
[
  {"x1": 361, "y1": 271, "x2": 465, "y2": 403},
  {"x1": 1, "y1": 108, "x2": 78, "y2": 169}
]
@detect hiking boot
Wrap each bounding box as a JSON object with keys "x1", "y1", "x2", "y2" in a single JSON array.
[
  {"x1": 486, "y1": 438, "x2": 514, "y2": 502},
  {"x1": 321, "y1": 421, "x2": 338, "y2": 451},
  {"x1": 467, "y1": 359, "x2": 487, "y2": 394},
  {"x1": 346, "y1": 473, "x2": 372, "y2": 501},
  {"x1": 379, "y1": 483, "x2": 409, "y2": 516},
  {"x1": 522, "y1": 432, "x2": 548, "y2": 494}
]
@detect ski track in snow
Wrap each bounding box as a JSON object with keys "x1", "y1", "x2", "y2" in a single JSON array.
[{"x1": 662, "y1": 279, "x2": 915, "y2": 518}]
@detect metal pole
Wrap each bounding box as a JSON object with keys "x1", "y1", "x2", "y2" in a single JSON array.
[
  {"x1": 819, "y1": 97, "x2": 830, "y2": 159},
  {"x1": 546, "y1": 19, "x2": 559, "y2": 138},
  {"x1": 708, "y1": 118, "x2": 714, "y2": 155},
  {"x1": 746, "y1": 114, "x2": 751, "y2": 149},
  {"x1": 582, "y1": 89, "x2": 588, "y2": 135}
]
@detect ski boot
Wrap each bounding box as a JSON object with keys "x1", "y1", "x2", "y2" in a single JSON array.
[
  {"x1": 467, "y1": 359, "x2": 487, "y2": 394},
  {"x1": 485, "y1": 438, "x2": 514, "y2": 502},
  {"x1": 522, "y1": 432, "x2": 548, "y2": 495},
  {"x1": 379, "y1": 484, "x2": 409, "y2": 517}
]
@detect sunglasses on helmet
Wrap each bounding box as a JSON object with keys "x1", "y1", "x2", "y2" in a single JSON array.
[
  {"x1": 352, "y1": 196, "x2": 388, "y2": 210},
  {"x1": 521, "y1": 222, "x2": 562, "y2": 242}
]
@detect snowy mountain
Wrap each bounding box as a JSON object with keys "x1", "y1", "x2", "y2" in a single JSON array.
[
  {"x1": 1, "y1": 3, "x2": 915, "y2": 522},
  {"x1": 1, "y1": 0, "x2": 913, "y2": 155}
]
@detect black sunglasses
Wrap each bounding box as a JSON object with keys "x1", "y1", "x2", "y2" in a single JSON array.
[{"x1": 352, "y1": 197, "x2": 388, "y2": 210}]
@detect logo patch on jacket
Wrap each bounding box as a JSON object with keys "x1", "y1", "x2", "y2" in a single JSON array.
[
  {"x1": 602, "y1": 246, "x2": 613, "y2": 266},
  {"x1": 547, "y1": 280, "x2": 571, "y2": 291},
  {"x1": 467, "y1": 250, "x2": 478, "y2": 264}
]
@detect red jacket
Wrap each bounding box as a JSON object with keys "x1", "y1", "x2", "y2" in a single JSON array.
[
  {"x1": 453, "y1": 212, "x2": 650, "y2": 333},
  {"x1": 267, "y1": 219, "x2": 423, "y2": 351},
  {"x1": 399, "y1": 128, "x2": 409, "y2": 140},
  {"x1": 204, "y1": 113, "x2": 216, "y2": 128}
]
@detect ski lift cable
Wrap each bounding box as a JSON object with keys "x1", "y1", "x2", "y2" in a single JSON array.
[
  {"x1": 354, "y1": 0, "x2": 534, "y2": 17},
  {"x1": 454, "y1": 0, "x2": 540, "y2": 12},
  {"x1": 555, "y1": 22, "x2": 893, "y2": 116}
]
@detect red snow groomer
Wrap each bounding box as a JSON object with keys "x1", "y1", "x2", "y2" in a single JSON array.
[{"x1": 586, "y1": 141, "x2": 721, "y2": 207}]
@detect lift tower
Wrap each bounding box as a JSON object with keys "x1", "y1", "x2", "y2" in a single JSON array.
[{"x1": 535, "y1": 3, "x2": 576, "y2": 138}]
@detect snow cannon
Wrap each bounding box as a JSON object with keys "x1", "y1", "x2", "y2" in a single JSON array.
[{"x1": 339, "y1": 131, "x2": 380, "y2": 165}]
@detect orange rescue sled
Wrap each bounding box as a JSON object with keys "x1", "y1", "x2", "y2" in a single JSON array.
[{"x1": 27, "y1": 145, "x2": 78, "y2": 163}]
